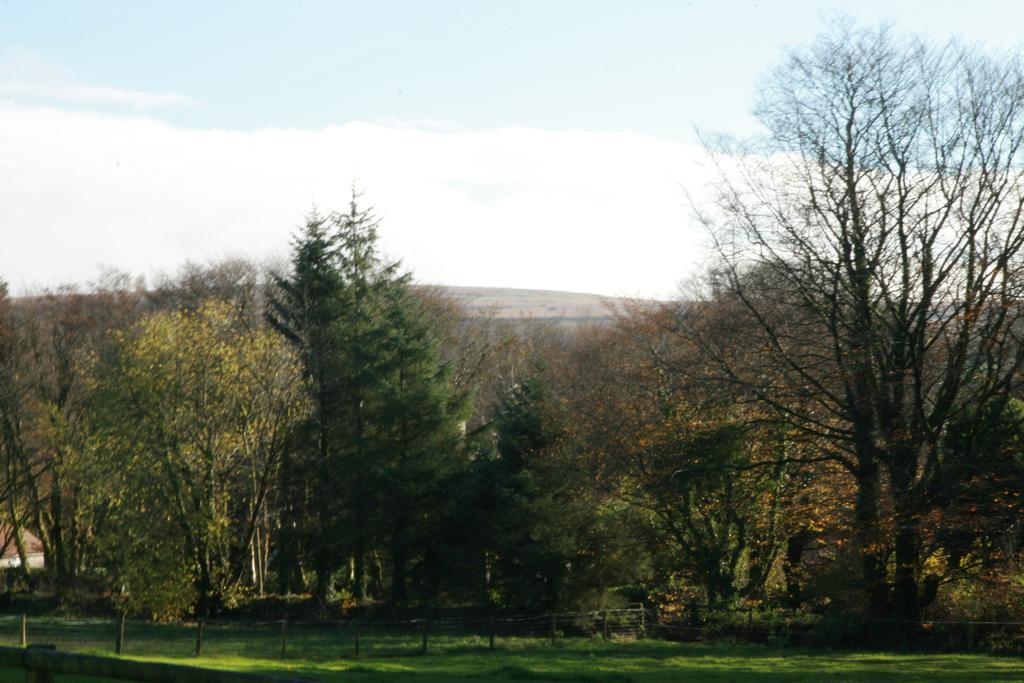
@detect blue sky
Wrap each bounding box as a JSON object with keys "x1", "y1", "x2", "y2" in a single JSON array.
[{"x1": 1, "y1": 1, "x2": 1021, "y2": 296}]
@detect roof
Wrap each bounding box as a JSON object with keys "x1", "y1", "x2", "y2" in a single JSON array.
[{"x1": 0, "y1": 526, "x2": 43, "y2": 558}]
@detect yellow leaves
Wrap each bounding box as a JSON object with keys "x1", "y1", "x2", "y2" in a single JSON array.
[
  {"x1": 120, "y1": 301, "x2": 301, "y2": 427},
  {"x1": 93, "y1": 299, "x2": 308, "y2": 616}
]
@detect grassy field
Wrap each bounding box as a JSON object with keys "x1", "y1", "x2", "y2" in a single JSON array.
[{"x1": 0, "y1": 637, "x2": 1021, "y2": 682}]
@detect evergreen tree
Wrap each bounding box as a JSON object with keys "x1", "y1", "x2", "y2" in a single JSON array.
[
  {"x1": 373, "y1": 284, "x2": 469, "y2": 604},
  {"x1": 328, "y1": 194, "x2": 469, "y2": 605},
  {"x1": 269, "y1": 192, "x2": 469, "y2": 605},
  {"x1": 266, "y1": 211, "x2": 342, "y2": 596},
  {"x1": 328, "y1": 197, "x2": 395, "y2": 601}
]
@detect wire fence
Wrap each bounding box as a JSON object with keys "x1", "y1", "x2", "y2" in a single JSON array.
[
  {"x1": 651, "y1": 606, "x2": 1024, "y2": 656},
  {"x1": 1, "y1": 606, "x2": 1020, "y2": 661},
  {"x1": 0, "y1": 607, "x2": 648, "y2": 660}
]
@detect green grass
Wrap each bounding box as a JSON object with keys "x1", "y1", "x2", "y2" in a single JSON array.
[
  {"x1": 0, "y1": 618, "x2": 1018, "y2": 681},
  {"x1": 147, "y1": 641, "x2": 1024, "y2": 682},
  {"x1": 1, "y1": 642, "x2": 1022, "y2": 682}
]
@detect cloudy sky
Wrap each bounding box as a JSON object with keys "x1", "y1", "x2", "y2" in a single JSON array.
[{"x1": 2, "y1": 1, "x2": 1021, "y2": 297}]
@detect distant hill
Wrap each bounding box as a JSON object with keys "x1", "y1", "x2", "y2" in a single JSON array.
[{"x1": 425, "y1": 286, "x2": 644, "y2": 324}]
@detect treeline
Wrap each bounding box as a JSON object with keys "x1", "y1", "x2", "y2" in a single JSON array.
[
  {"x1": 2, "y1": 198, "x2": 1022, "y2": 627},
  {"x1": 4, "y1": 23, "x2": 1024, "y2": 631},
  {"x1": 0, "y1": 198, "x2": 650, "y2": 619}
]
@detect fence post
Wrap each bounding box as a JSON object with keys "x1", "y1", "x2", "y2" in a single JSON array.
[
  {"x1": 421, "y1": 619, "x2": 428, "y2": 654},
  {"x1": 280, "y1": 619, "x2": 287, "y2": 659},
  {"x1": 550, "y1": 614, "x2": 557, "y2": 644},
  {"x1": 639, "y1": 606, "x2": 646, "y2": 639},
  {"x1": 115, "y1": 614, "x2": 125, "y2": 655},
  {"x1": 602, "y1": 610, "x2": 609, "y2": 640},
  {"x1": 194, "y1": 620, "x2": 204, "y2": 656},
  {"x1": 488, "y1": 615, "x2": 495, "y2": 650},
  {"x1": 354, "y1": 622, "x2": 361, "y2": 658},
  {"x1": 19, "y1": 614, "x2": 26, "y2": 647}
]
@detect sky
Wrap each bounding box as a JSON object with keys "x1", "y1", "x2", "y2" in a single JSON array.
[{"x1": 1, "y1": 0, "x2": 1022, "y2": 297}]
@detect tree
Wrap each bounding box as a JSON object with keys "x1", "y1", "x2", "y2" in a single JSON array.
[
  {"x1": 452, "y1": 374, "x2": 642, "y2": 610},
  {"x1": 88, "y1": 301, "x2": 305, "y2": 617},
  {"x1": 268, "y1": 193, "x2": 469, "y2": 606},
  {"x1": 267, "y1": 211, "x2": 344, "y2": 597},
  {"x1": 0, "y1": 280, "x2": 38, "y2": 583},
  {"x1": 326, "y1": 196, "x2": 470, "y2": 606},
  {"x1": 930, "y1": 399, "x2": 1024, "y2": 579},
  {"x1": 566, "y1": 309, "x2": 790, "y2": 607},
  {"x1": 16, "y1": 285, "x2": 143, "y2": 596},
  {"x1": 689, "y1": 22, "x2": 1024, "y2": 620}
]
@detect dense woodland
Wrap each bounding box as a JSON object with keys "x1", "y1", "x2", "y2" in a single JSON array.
[{"x1": 3, "y1": 24, "x2": 1024, "y2": 638}]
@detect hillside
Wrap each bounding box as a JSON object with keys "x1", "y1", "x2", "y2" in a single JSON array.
[{"x1": 430, "y1": 286, "x2": 634, "y2": 323}]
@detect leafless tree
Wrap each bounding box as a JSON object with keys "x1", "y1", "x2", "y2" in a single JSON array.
[{"x1": 688, "y1": 22, "x2": 1024, "y2": 620}]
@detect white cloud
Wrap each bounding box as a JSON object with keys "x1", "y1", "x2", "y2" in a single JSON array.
[
  {"x1": 0, "y1": 82, "x2": 193, "y2": 109},
  {"x1": 0, "y1": 104, "x2": 710, "y2": 298},
  {"x1": 0, "y1": 50, "x2": 193, "y2": 110}
]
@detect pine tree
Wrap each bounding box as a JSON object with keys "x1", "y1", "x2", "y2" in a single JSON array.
[
  {"x1": 328, "y1": 193, "x2": 469, "y2": 605},
  {"x1": 374, "y1": 284, "x2": 469, "y2": 605},
  {"x1": 266, "y1": 211, "x2": 342, "y2": 596},
  {"x1": 269, "y1": 192, "x2": 468, "y2": 605},
  {"x1": 328, "y1": 197, "x2": 395, "y2": 601}
]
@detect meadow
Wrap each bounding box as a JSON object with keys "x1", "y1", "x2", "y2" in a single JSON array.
[{"x1": 0, "y1": 618, "x2": 1019, "y2": 682}]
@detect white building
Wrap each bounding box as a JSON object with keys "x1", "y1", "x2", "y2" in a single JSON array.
[{"x1": 0, "y1": 526, "x2": 44, "y2": 570}]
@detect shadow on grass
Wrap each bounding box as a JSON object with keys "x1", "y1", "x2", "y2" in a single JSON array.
[
  {"x1": 2, "y1": 632, "x2": 1020, "y2": 682},
  {"x1": 230, "y1": 642, "x2": 1024, "y2": 683}
]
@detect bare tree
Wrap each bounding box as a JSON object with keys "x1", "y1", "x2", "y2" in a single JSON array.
[{"x1": 689, "y1": 22, "x2": 1024, "y2": 620}]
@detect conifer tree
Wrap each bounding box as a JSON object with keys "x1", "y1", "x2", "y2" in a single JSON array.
[
  {"x1": 373, "y1": 282, "x2": 469, "y2": 604},
  {"x1": 328, "y1": 193, "x2": 469, "y2": 605},
  {"x1": 266, "y1": 211, "x2": 342, "y2": 596},
  {"x1": 270, "y1": 192, "x2": 468, "y2": 605}
]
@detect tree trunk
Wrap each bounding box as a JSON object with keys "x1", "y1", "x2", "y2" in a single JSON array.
[
  {"x1": 195, "y1": 555, "x2": 213, "y2": 618},
  {"x1": 390, "y1": 527, "x2": 408, "y2": 607},
  {"x1": 892, "y1": 519, "x2": 920, "y2": 621},
  {"x1": 314, "y1": 563, "x2": 330, "y2": 606},
  {"x1": 353, "y1": 545, "x2": 367, "y2": 601},
  {"x1": 275, "y1": 449, "x2": 304, "y2": 595},
  {"x1": 6, "y1": 498, "x2": 31, "y2": 583},
  {"x1": 854, "y1": 459, "x2": 887, "y2": 616},
  {"x1": 784, "y1": 528, "x2": 811, "y2": 608},
  {"x1": 49, "y1": 468, "x2": 69, "y2": 594},
  {"x1": 890, "y1": 453, "x2": 922, "y2": 622}
]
